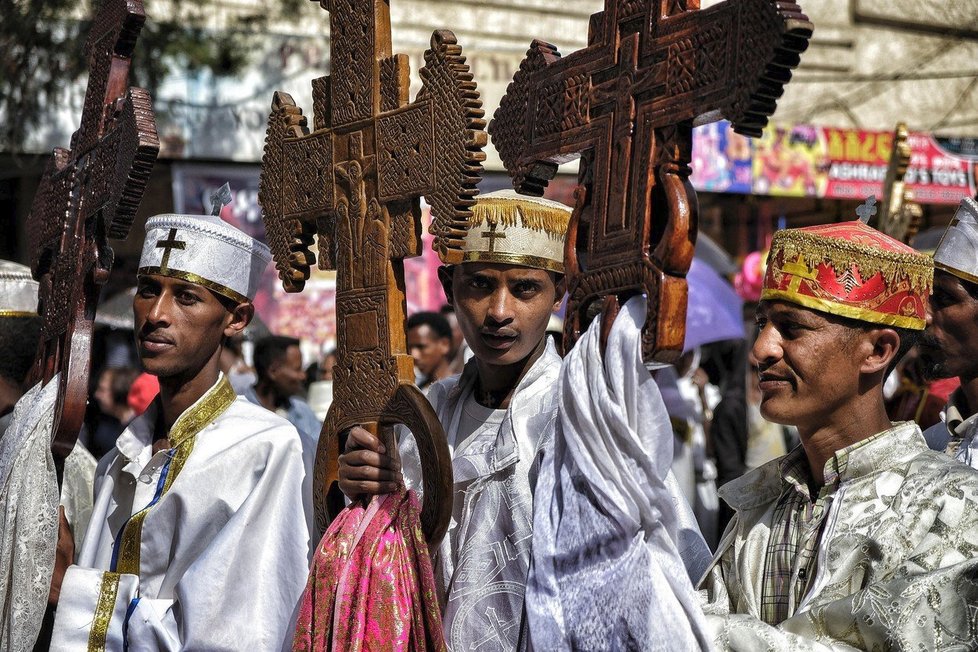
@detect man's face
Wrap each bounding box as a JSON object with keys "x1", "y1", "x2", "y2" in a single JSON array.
[
  {"x1": 751, "y1": 300, "x2": 863, "y2": 431},
  {"x1": 407, "y1": 325, "x2": 450, "y2": 376},
  {"x1": 443, "y1": 311, "x2": 463, "y2": 357},
  {"x1": 442, "y1": 262, "x2": 561, "y2": 368},
  {"x1": 133, "y1": 275, "x2": 236, "y2": 380},
  {"x1": 270, "y1": 345, "x2": 306, "y2": 398},
  {"x1": 920, "y1": 270, "x2": 978, "y2": 382}
]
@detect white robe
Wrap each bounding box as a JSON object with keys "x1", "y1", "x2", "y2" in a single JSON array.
[
  {"x1": 401, "y1": 338, "x2": 562, "y2": 652},
  {"x1": 526, "y1": 296, "x2": 713, "y2": 650},
  {"x1": 52, "y1": 375, "x2": 311, "y2": 651},
  {"x1": 0, "y1": 378, "x2": 59, "y2": 652}
]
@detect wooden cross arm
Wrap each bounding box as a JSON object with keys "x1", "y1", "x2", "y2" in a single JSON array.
[
  {"x1": 693, "y1": 0, "x2": 813, "y2": 138},
  {"x1": 259, "y1": 91, "x2": 330, "y2": 292}
]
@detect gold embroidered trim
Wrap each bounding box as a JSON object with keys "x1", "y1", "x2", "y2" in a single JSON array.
[
  {"x1": 0, "y1": 310, "x2": 37, "y2": 318},
  {"x1": 88, "y1": 572, "x2": 120, "y2": 652},
  {"x1": 761, "y1": 288, "x2": 926, "y2": 330},
  {"x1": 467, "y1": 197, "x2": 570, "y2": 240},
  {"x1": 137, "y1": 266, "x2": 250, "y2": 305},
  {"x1": 768, "y1": 229, "x2": 933, "y2": 292},
  {"x1": 461, "y1": 250, "x2": 565, "y2": 274},
  {"x1": 115, "y1": 376, "x2": 236, "y2": 575},
  {"x1": 935, "y1": 261, "x2": 978, "y2": 288}
]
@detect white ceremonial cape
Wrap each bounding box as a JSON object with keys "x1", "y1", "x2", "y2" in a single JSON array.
[
  {"x1": 0, "y1": 378, "x2": 59, "y2": 652},
  {"x1": 401, "y1": 338, "x2": 562, "y2": 652},
  {"x1": 62, "y1": 440, "x2": 98, "y2": 551},
  {"x1": 52, "y1": 374, "x2": 311, "y2": 651},
  {"x1": 526, "y1": 296, "x2": 713, "y2": 651}
]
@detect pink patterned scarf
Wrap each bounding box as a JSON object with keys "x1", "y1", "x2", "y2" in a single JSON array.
[{"x1": 293, "y1": 490, "x2": 447, "y2": 651}]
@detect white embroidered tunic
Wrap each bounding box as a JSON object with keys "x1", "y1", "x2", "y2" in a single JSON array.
[{"x1": 51, "y1": 375, "x2": 310, "y2": 651}]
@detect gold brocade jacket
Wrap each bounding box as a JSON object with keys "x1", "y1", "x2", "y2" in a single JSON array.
[{"x1": 700, "y1": 422, "x2": 978, "y2": 651}]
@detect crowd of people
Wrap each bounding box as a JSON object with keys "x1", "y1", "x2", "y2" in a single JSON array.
[{"x1": 3, "y1": 193, "x2": 978, "y2": 649}]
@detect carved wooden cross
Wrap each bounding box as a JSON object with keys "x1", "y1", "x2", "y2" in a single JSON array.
[
  {"x1": 259, "y1": 0, "x2": 486, "y2": 543},
  {"x1": 873, "y1": 122, "x2": 923, "y2": 243},
  {"x1": 490, "y1": 0, "x2": 812, "y2": 363},
  {"x1": 27, "y1": 0, "x2": 159, "y2": 464}
]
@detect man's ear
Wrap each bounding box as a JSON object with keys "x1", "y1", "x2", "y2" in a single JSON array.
[
  {"x1": 552, "y1": 273, "x2": 566, "y2": 310},
  {"x1": 438, "y1": 266, "x2": 455, "y2": 306},
  {"x1": 224, "y1": 302, "x2": 254, "y2": 339},
  {"x1": 859, "y1": 327, "x2": 900, "y2": 375}
]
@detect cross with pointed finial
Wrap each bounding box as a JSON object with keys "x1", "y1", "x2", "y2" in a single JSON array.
[
  {"x1": 856, "y1": 196, "x2": 878, "y2": 224},
  {"x1": 210, "y1": 183, "x2": 233, "y2": 216}
]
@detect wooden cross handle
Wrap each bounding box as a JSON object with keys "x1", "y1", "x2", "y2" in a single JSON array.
[{"x1": 316, "y1": 382, "x2": 453, "y2": 546}]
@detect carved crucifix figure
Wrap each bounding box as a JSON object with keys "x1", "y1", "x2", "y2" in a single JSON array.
[
  {"x1": 873, "y1": 122, "x2": 923, "y2": 243},
  {"x1": 490, "y1": 0, "x2": 812, "y2": 363},
  {"x1": 259, "y1": 0, "x2": 486, "y2": 543},
  {"x1": 27, "y1": 0, "x2": 159, "y2": 465}
]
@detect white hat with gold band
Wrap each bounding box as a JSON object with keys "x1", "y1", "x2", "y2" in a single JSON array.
[
  {"x1": 0, "y1": 260, "x2": 39, "y2": 317},
  {"x1": 138, "y1": 212, "x2": 272, "y2": 304},
  {"x1": 455, "y1": 190, "x2": 571, "y2": 274}
]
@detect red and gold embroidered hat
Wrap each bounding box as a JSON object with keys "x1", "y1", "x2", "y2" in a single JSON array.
[{"x1": 762, "y1": 219, "x2": 933, "y2": 330}]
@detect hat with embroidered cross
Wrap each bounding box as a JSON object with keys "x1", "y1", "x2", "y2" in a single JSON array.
[
  {"x1": 761, "y1": 198, "x2": 933, "y2": 330},
  {"x1": 0, "y1": 260, "x2": 39, "y2": 317},
  {"x1": 138, "y1": 184, "x2": 272, "y2": 303},
  {"x1": 439, "y1": 189, "x2": 571, "y2": 273},
  {"x1": 933, "y1": 197, "x2": 978, "y2": 287}
]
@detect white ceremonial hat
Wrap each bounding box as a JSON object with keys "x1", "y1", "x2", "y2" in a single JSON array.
[
  {"x1": 934, "y1": 197, "x2": 978, "y2": 286},
  {"x1": 456, "y1": 190, "x2": 571, "y2": 274},
  {"x1": 139, "y1": 210, "x2": 272, "y2": 304},
  {"x1": 0, "y1": 260, "x2": 39, "y2": 317}
]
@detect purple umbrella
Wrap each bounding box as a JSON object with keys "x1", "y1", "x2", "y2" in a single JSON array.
[{"x1": 684, "y1": 258, "x2": 744, "y2": 352}]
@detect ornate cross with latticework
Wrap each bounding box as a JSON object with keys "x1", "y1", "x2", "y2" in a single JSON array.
[
  {"x1": 259, "y1": 0, "x2": 486, "y2": 543},
  {"x1": 490, "y1": 0, "x2": 812, "y2": 363},
  {"x1": 27, "y1": 0, "x2": 159, "y2": 465},
  {"x1": 873, "y1": 122, "x2": 923, "y2": 243}
]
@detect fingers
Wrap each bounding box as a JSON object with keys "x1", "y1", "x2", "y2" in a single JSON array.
[
  {"x1": 345, "y1": 425, "x2": 386, "y2": 454},
  {"x1": 338, "y1": 447, "x2": 402, "y2": 498}
]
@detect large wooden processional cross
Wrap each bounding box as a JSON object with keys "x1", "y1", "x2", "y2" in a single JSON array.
[
  {"x1": 27, "y1": 0, "x2": 159, "y2": 467},
  {"x1": 490, "y1": 0, "x2": 813, "y2": 363},
  {"x1": 259, "y1": 0, "x2": 486, "y2": 543}
]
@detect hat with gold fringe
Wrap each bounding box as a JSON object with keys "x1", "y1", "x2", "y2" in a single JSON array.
[
  {"x1": 762, "y1": 216, "x2": 933, "y2": 330},
  {"x1": 446, "y1": 190, "x2": 571, "y2": 273},
  {"x1": 934, "y1": 197, "x2": 978, "y2": 286},
  {"x1": 0, "y1": 260, "x2": 39, "y2": 318}
]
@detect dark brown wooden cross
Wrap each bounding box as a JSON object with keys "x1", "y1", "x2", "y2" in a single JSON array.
[
  {"x1": 259, "y1": 0, "x2": 486, "y2": 543},
  {"x1": 490, "y1": 0, "x2": 812, "y2": 363},
  {"x1": 874, "y1": 122, "x2": 922, "y2": 243},
  {"x1": 155, "y1": 228, "x2": 186, "y2": 273},
  {"x1": 27, "y1": 0, "x2": 159, "y2": 465}
]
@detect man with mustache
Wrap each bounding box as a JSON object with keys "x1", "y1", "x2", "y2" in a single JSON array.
[
  {"x1": 919, "y1": 197, "x2": 978, "y2": 468},
  {"x1": 50, "y1": 209, "x2": 310, "y2": 650},
  {"x1": 338, "y1": 190, "x2": 569, "y2": 651},
  {"x1": 699, "y1": 216, "x2": 978, "y2": 648}
]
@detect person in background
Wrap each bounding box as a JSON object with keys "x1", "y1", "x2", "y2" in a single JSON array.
[
  {"x1": 90, "y1": 366, "x2": 139, "y2": 458},
  {"x1": 307, "y1": 348, "x2": 337, "y2": 422},
  {"x1": 440, "y1": 304, "x2": 470, "y2": 374},
  {"x1": 0, "y1": 261, "x2": 43, "y2": 438},
  {"x1": 406, "y1": 311, "x2": 454, "y2": 392},
  {"x1": 245, "y1": 334, "x2": 321, "y2": 532},
  {"x1": 221, "y1": 331, "x2": 257, "y2": 394},
  {"x1": 919, "y1": 197, "x2": 978, "y2": 466}
]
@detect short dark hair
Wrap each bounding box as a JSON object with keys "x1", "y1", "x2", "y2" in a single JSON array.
[
  {"x1": 0, "y1": 316, "x2": 41, "y2": 384},
  {"x1": 406, "y1": 311, "x2": 452, "y2": 341},
  {"x1": 107, "y1": 367, "x2": 141, "y2": 408},
  {"x1": 253, "y1": 335, "x2": 300, "y2": 380},
  {"x1": 834, "y1": 314, "x2": 920, "y2": 376}
]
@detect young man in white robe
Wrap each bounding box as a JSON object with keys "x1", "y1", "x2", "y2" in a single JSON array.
[
  {"x1": 50, "y1": 210, "x2": 311, "y2": 650},
  {"x1": 338, "y1": 190, "x2": 569, "y2": 651},
  {"x1": 919, "y1": 197, "x2": 978, "y2": 467},
  {"x1": 700, "y1": 217, "x2": 978, "y2": 649}
]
